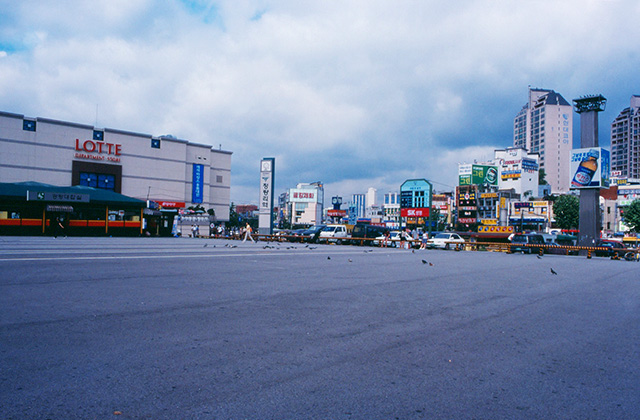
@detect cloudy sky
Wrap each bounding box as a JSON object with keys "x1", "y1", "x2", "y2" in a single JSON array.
[{"x1": 1, "y1": 0, "x2": 638, "y2": 205}]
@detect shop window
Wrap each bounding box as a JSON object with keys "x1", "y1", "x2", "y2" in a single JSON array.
[
  {"x1": 151, "y1": 138, "x2": 161, "y2": 149},
  {"x1": 93, "y1": 130, "x2": 104, "y2": 141},
  {"x1": 23, "y1": 119, "x2": 36, "y2": 131}
]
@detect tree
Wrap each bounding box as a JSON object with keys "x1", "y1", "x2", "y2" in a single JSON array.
[
  {"x1": 539, "y1": 168, "x2": 548, "y2": 185},
  {"x1": 622, "y1": 198, "x2": 640, "y2": 232},
  {"x1": 553, "y1": 194, "x2": 579, "y2": 229}
]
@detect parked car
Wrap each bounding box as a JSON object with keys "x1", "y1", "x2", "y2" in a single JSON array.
[
  {"x1": 426, "y1": 232, "x2": 465, "y2": 249},
  {"x1": 351, "y1": 224, "x2": 390, "y2": 245},
  {"x1": 509, "y1": 233, "x2": 545, "y2": 254},
  {"x1": 319, "y1": 224, "x2": 349, "y2": 244},
  {"x1": 298, "y1": 224, "x2": 326, "y2": 243},
  {"x1": 594, "y1": 239, "x2": 628, "y2": 257},
  {"x1": 373, "y1": 230, "x2": 402, "y2": 247}
]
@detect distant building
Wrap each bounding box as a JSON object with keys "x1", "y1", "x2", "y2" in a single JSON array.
[
  {"x1": 366, "y1": 187, "x2": 377, "y2": 208},
  {"x1": 383, "y1": 192, "x2": 400, "y2": 226},
  {"x1": 287, "y1": 182, "x2": 324, "y2": 226},
  {"x1": 494, "y1": 147, "x2": 540, "y2": 197},
  {"x1": 351, "y1": 193, "x2": 366, "y2": 219},
  {"x1": 514, "y1": 88, "x2": 573, "y2": 193},
  {"x1": 610, "y1": 95, "x2": 640, "y2": 182}
]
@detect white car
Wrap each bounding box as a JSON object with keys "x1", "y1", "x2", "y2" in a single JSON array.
[
  {"x1": 373, "y1": 230, "x2": 402, "y2": 247},
  {"x1": 319, "y1": 224, "x2": 349, "y2": 244},
  {"x1": 426, "y1": 232, "x2": 465, "y2": 249}
]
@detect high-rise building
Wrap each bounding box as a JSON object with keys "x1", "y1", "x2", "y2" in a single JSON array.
[
  {"x1": 610, "y1": 95, "x2": 640, "y2": 181},
  {"x1": 351, "y1": 194, "x2": 366, "y2": 219},
  {"x1": 513, "y1": 88, "x2": 573, "y2": 193},
  {"x1": 366, "y1": 187, "x2": 377, "y2": 208}
]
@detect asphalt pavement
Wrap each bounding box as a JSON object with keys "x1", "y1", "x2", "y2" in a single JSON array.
[{"x1": 1, "y1": 236, "x2": 639, "y2": 419}]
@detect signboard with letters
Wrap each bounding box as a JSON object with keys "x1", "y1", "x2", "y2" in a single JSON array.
[
  {"x1": 191, "y1": 164, "x2": 204, "y2": 203},
  {"x1": 258, "y1": 158, "x2": 275, "y2": 234}
]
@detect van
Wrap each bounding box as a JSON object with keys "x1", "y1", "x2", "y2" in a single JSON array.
[
  {"x1": 351, "y1": 224, "x2": 389, "y2": 245},
  {"x1": 509, "y1": 233, "x2": 545, "y2": 254}
]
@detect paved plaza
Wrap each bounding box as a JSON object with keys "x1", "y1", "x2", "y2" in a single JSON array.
[{"x1": 1, "y1": 236, "x2": 639, "y2": 419}]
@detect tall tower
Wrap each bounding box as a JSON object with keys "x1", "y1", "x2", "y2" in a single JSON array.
[
  {"x1": 514, "y1": 88, "x2": 573, "y2": 193},
  {"x1": 610, "y1": 95, "x2": 640, "y2": 181}
]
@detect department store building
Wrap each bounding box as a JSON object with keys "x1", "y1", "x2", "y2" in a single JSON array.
[{"x1": 0, "y1": 111, "x2": 232, "y2": 234}]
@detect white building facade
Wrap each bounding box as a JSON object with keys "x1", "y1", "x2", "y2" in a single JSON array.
[
  {"x1": 0, "y1": 111, "x2": 232, "y2": 221},
  {"x1": 513, "y1": 88, "x2": 573, "y2": 193},
  {"x1": 287, "y1": 182, "x2": 324, "y2": 226},
  {"x1": 494, "y1": 147, "x2": 540, "y2": 197}
]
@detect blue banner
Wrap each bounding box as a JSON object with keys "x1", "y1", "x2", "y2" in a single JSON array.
[{"x1": 192, "y1": 164, "x2": 204, "y2": 203}]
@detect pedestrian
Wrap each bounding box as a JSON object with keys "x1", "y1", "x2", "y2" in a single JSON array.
[
  {"x1": 54, "y1": 215, "x2": 67, "y2": 238},
  {"x1": 243, "y1": 223, "x2": 255, "y2": 243},
  {"x1": 382, "y1": 230, "x2": 390, "y2": 248}
]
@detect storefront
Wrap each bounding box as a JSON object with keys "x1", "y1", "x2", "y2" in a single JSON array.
[{"x1": 0, "y1": 181, "x2": 146, "y2": 236}]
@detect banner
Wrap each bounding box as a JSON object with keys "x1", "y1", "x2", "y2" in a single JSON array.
[{"x1": 191, "y1": 164, "x2": 204, "y2": 203}]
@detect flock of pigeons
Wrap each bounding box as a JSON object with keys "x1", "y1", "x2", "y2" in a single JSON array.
[{"x1": 201, "y1": 240, "x2": 559, "y2": 275}]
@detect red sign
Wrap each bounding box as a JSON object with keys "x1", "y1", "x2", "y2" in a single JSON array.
[
  {"x1": 158, "y1": 201, "x2": 185, "y2": 208},
  {"x1": 401, "y1": 208, "x2": 430, "y2": 217},
  {"x1": 74, "y1": 138, "x2": 122, "y2": 162},
  {"x1": 327, "y1": 209, "x2": 347, "y2": 217}
]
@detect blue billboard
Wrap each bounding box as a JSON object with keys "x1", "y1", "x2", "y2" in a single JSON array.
[{"x1": 192, "y1": 164, "x2": 204, "y2": 203}]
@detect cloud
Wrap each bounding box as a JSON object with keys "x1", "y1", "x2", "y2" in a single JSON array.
[{"x1": 1, "y1": 0, "x2": 639, "y2": 206}]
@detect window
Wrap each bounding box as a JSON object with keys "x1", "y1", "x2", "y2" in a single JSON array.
[
  {"x1": 23, "y1": 119, "x2": 36, "y2": 131},
  {"x1": 151, "y1": 138, "x2": 161, "y2": 149},
  {"x1": 79, "y1": 172, "x2": 115, "y2": 191},
  {"x1": 93, "y1": 130, "x2": 104, "y2": 141},
  {"x1": 216, "y1": 175, "x2": 223, "y2": 183}
]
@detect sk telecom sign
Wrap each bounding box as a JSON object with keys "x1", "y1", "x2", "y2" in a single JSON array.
[{"x1": 401, "y1": 208, "x2": 430, "y2": 218}]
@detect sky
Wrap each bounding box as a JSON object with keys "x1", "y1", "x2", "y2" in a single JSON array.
[{"x1": 1, "y1": 0, "x2": 638, "y2": 206}]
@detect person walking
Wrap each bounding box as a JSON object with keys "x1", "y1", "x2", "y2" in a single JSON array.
[{"x1": 242, "y1": 223, "x2": 255, "y2": 243}]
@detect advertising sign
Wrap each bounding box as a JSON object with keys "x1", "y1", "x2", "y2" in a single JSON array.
[
  {"x1": 472, "y1": 165, "x2": 498, "y2": 186},
  {"x1": 289, "y1": 189, "x2": 317, "y2": 203},
  {"x1": 192, "y1": 164, "x2": 204, "y2": 203},
  {"x1": 401, "y1": 208, "x2": 430, "y2": 218},
  {"x1": 570, "y1": 147, "x2": 610, "y2": 189},
  {"x1": 458, "y1": 165, "x2": 498, "y2": 186},
  {"x1": 400, "y1": 179, "x2": 432, "y2": 209}
]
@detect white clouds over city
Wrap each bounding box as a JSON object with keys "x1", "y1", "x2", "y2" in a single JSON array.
[{"x1": 0, "y1": 0, "x2": 638, "y2": 203}]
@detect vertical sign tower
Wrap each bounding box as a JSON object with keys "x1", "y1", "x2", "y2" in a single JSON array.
[
  {"x1": 258, "y1": 158, "x2": 275, "y2": 235},
  {"x1": 572, "y1": 95, "x2": 607, "y2": 248}
]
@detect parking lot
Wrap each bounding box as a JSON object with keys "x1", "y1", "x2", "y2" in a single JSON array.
[{"x1": 1, "y1": 236, "x2": 639, "y2": 419}]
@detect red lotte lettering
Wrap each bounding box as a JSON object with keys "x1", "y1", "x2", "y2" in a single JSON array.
[{"x1": 75, "y1": 139, "x2": 122, "y2": 156}]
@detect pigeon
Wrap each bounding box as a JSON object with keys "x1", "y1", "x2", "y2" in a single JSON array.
[
  {"x1": 422, "y1": 260, "x2": 428, "y2": 264},
  {"x1": 327, "y1": 256, "x2": 331, "y2": 260},
  {"x1": 550, "y1": 268, "x2": 557, "y2": 275},
  {"x1": 203, "y1": 244, "x2": 208, "y2": 247},
  {"x1": 348, "y1": 259, "x2": 353, "y2": 262}
]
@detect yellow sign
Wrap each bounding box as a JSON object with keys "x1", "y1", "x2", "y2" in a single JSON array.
[
  {"x1": 478, "y1": 226, "x2": 514, "y2": 233},
  {"x1": 481, "y1": 219, "x2": 498, "y2": 225},
  {"x1": 480, "y1": 193, "x2": 498, "y2": 198}
]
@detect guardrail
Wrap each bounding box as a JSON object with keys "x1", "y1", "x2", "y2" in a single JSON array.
[{"x1": 202, "y1": 233, "x2": 639, "y2": 260}]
